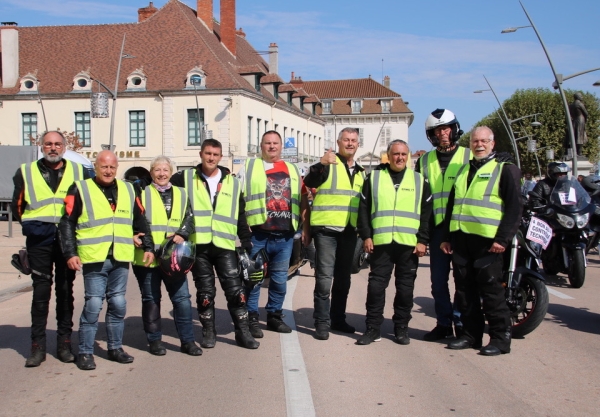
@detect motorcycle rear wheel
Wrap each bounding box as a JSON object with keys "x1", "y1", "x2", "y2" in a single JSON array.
[
  {"x1": 510, "y1": 275, "x2": 549, "y2": 338},
  {"x1": 568, "y1": 250, "x2": 586, "y2": 288}
]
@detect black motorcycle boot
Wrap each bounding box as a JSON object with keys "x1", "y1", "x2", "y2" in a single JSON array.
[
  {"x1": 231, "y1": 309, "x2": 260, "y2": 349},
  {"x1": 56, "y1": 335, "x2": 75, "y2": 363},
  {"x1": 199, "y1": 310, "x2": 217, "y2": 349},
  {"x1": 267, "y1": 310, "x2": 292, "y2": 333},
  {"x1": 25, "y1": 341, "x2": 46, "y2": 367},
  {"x1": 248, "y1": 311, "x2": 264, "y2": 339}
]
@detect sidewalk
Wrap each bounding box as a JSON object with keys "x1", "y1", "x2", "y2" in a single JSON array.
[{"x1": 0, "y1": 219, "x2": 31, "y2": 299}]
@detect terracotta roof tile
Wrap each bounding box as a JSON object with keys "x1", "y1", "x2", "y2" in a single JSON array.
[
  {"x1": 278, "y1": 83, "x2": 297, "y2": 93},
  {"x1": 301, "y1": 77, "x2": 401, "y2": 99},
  {"x1": 260, "y1": 73, "x2": 284, "y2": 84},
  {"x1": 0, "y1": 0, "x2": 272, "y2": 96}
]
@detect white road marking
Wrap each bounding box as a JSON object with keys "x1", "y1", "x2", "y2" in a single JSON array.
[
  {"x1": 281, "y1": 276, "x2": 316, "y2": 417},
  {"x1": 547, "y1": 287, "x2": 574, "y2": 300}
]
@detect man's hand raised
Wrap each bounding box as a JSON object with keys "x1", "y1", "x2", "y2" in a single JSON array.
[{"x1": 320, "y1": 148, "x2": 338, "y2": 166}]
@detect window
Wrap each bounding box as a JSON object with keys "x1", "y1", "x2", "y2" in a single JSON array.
[
  {"x1": 22, "y1": 113, "x2": 37, "y2": 145},
  {"x1": 187, "y1": 109, "x2": 205, "y2": 146},
  {"x1": 274, "y1": 85, "x2": 279, "y2": 100},
  {"x1": 254, "y1": 75, "x2": 261, "y2": 92},
  {"x1": 381, "y1": 100, "x2": 391, "y2": 113},
  {"x1": 300, "y1": 98, "x2": 304, "y2": 111},
  {"x1": 358, "y1": 128, "x2": 364, "y2": 148},
  {"x1": 352, "y1": 100, "x2": 362, "y2": 114},
  {"x1": 129, "y1": 111, "x2": 146, "y2": 147},
  {"x1": 283, "y1": 127, "x2": 287, "y2": 139},
  {"x1": 322, "y1": 101, "x2": 332, "y2": 114},
  {"x1": 381, "y1": 127, "x2": 392, "y2": 148},
  {"x1": 75, "y1": 112, "x2": 91, "y2": 147},
  {"x1": 274, "y1": 123, "x2": 279, "y2": 133},
  {"x1": 287, "y1": 93, "x2": 293, "y2": 106},
  {"x1": 264, "y1": 120, "x2": 269, "y2": 134},
  {"x1": 248, "y1": 116, "x2": 253, "y2": 150},
  {"x1": 256, "y1": 118, "x2": 261, "y2": 146}
]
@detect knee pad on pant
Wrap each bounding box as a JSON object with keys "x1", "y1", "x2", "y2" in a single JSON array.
[
  {"x1": 226, "y1": 288, "x2": 247, "y2": 308},
  {"x1": 106, "y1": 295, "x2": 127, "y2": 320},
  {"x1": 196, "y1": 293, "x2": 215, "y2": 314}
]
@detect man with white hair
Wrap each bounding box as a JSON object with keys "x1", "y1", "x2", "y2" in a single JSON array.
[{"x1": 441, "y1": 126, "x2": 522, "y2": 356}]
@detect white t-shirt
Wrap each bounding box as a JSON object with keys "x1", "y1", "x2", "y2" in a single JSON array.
[{"x1": 202, "y1": 169, "x2": 222, "y2": 204}]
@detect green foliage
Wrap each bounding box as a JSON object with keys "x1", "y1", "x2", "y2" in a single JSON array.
[{"x1": 472, "y1": 88, "x2": 600, "y2": 176}]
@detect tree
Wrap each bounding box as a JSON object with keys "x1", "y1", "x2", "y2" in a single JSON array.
[
  {"x1": 466, "y1": 88, "x2": 600, "y2": 176},
  {"x1": 29, "y1": 129, "x2": 83, "y2": 151}
]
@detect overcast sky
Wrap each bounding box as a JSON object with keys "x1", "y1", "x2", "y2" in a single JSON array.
[{"x1": 2, "y1": 0, "x2": 599, "y2": 151}]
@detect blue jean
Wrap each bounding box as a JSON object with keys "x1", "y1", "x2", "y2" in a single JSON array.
[
  {"x1": 132, "y1": 266, "x2": 195, "y2": 344},
  {"x1": 245, "y1": 231, "x2": 294, "y2": 314},
  {"x1": 313, "y1": 228, "x2": 356, "y2": 325},
  {"x1": 430, "y1": 227, "x2": 461, "y2": 327},
  {"x1": 78, "y1": 258, "x2": 129, "y2": 354}
]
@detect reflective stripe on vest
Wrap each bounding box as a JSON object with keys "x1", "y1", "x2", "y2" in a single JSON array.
[
  {"x1": 420, "y1": 147, "x2": 471, "y2": 226},
  {"x1": 76, "y1": 179, "x2": 135, "y2": 263},
  {"x1": 311, "y1": 157, "x2": 364, "y2": 227},
  {"x1": 21, "y1": 160, "x2": 83, "y2": 224},
  {"x1": 185, "y1": 169, "x2": 240, "y2": 250},
  {"x1": 243, "y1": 158, "x2": 301, "y2": 230},
  {"x1": 449, "y1": 160, "x2": 504, "y2": 238},
  {"x1": 370, "y1": 169, "x2": 423, "y2": 246},
  {"x1": 133, "y1": 185, "x2": 187, "y2": 267}
]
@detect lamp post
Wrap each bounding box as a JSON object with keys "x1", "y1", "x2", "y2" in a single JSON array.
[
  {"x1": 89, "y1": 33, "x2": 135, "y2": 151},
  {"x1": 501, "y1": 1, "x2": 591, "y2": 176},
  {"x1": 190, "y1": 74, "x2": 204, "y2": 145},
  {"x1": 474, "y1": 75, "x2": 520, "y2": 168}
]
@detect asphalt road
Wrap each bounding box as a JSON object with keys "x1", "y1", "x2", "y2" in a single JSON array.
[{"x1": 1, "y1": 254, "x2": 599, "y2": 417}]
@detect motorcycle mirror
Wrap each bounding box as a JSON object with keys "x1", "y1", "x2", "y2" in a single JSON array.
[{"x1": 544, "y1": 208, "x2": 555, "y2": 217}]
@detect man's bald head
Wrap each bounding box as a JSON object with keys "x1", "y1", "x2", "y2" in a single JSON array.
[{"x1": 94, "y1": 150, "x2": 119, "y2": 186}]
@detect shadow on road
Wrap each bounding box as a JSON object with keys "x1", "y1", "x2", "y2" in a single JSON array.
[{"x1": 546, "y1": 303, "x2": 600, "y2": 335}]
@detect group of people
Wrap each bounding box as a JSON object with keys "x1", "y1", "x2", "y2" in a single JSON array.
[{"x1": 12, "y1": 108, "x2": 522, "y2": 370}]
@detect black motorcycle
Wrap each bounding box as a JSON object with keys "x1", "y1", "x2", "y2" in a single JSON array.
[
  {"x1": 504, "y1": 204, "x2": 549, "y2": 337},
  {"x1": 536, "y1": 177, "x2": 594, "y2": 288}
]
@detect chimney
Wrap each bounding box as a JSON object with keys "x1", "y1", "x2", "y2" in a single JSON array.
[
  {"x1": 138, "y1": 2, "x2": 158, "y2": 22},
  {"x1": 197, "y1": 0, "x2": 213, "y2": 31},
  {"x1": 269, "y1": 43, "x2": 278, "y2": 75},
  {"x1": 1, "y1": 22, "x2": 19, "y2": 88},
  {"x1": 383, "y1": 75, "x2": 390, "y2": 89},
  {"x1": 220, "y1": 0, "x2": 236, "y2": 55}
]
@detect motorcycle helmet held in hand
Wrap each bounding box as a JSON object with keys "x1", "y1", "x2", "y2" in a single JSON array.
[
  {"x1": 236, "y1": 247, "x2": 269, "y2": 288},
  {"x1": 157, "y1": 236, "x2": 195, "y2": 281},
  {"x1": 546, "y1": 161, "x2": 570, "y2": 181},
  {"x1": 425, "y1": 108, "x2": 463, "y2": 147}
]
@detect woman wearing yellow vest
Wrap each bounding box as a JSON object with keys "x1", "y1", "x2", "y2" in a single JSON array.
[{"x1": 132, "y1": 156, "x2": 201, "y2": 357}]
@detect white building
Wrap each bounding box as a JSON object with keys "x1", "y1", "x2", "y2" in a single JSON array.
[
  {"x1": 289, "y1": 75, "x2": 414, "y2": 169},
  {"x1": 0, "y1": 0, "x2": 325, "y2": 178}
]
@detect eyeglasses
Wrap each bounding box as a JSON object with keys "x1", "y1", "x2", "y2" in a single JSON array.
[
  {"x1": 43, "y1": 142, "x2": 64, "y2": 148},
  {"x1": 470, "y1": 139, "x2": 493, "y2": 145}
]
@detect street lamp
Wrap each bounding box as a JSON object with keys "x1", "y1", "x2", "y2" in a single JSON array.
[
  {"x1": 501, "y1": 1, "x2": 586, "y2": 175},
  {"x1": 190, "y1": 74, "x2": 204, "y2": 145},
  {"x1": 89, "y1": 33, "x2": 135, "y2": 151},
  {"x1": 474, "y1": 75, "x2": 520, "y2": 168}
]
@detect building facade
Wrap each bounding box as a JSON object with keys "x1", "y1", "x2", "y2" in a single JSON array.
[{"x1": 0, "y1": 0, "x2": 325, "y2": 177}]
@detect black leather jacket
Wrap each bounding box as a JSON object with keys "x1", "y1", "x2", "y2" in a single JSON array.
[{"x1": 528, "y1": 178, "x2": 555, "y2": 207}]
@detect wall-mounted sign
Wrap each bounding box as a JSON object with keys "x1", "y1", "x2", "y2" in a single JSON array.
[{"x1": 85, "y1": 150, "x2": 141, "y2": 159}]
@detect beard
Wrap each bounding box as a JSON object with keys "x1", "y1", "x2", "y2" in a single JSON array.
[{"x1": 44, "y1": 153, "x2": 62, "y2": 163}]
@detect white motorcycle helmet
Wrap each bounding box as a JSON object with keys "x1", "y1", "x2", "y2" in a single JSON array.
[{"x1": 425, "y1": 108, "x2": 464, "y2": 147}]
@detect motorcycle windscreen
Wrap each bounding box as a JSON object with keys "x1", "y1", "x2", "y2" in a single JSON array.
[{"x1": 549, "y1": 176, "x2": 591, "y2": 213}]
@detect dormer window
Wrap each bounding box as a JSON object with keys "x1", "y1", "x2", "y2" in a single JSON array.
[
  {"x1": 126, "y1": 69, "x2": 147, "y2": 91},
  {"x1": 351, "y1": 100, "x2": 362, "y2": 114},
  {"x1": 185, "y1": 66, "x2": 207, "y2": 89},
  {"x1": 72, "y1": 71, "x2": 92, "y2": 93},
  {"x1": 322, "y1": 101, "x2": 332, "y2": 115},
  {"x1": 381, "y1": 100, "x2": 391, "y2": 113},
  {"x1": 19, "y1": 73, "x2": 38, "y2": 94}
]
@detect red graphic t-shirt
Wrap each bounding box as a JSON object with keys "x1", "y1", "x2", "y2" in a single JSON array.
[{"x1": 262, "y1": 161, "x2": 292, "y2": 232}]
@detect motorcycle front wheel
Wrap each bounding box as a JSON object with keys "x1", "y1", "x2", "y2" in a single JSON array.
[
  {"x1": 568, "y1": 249, "x2": 586, "y2": 288},
  {"x1": 510, "y1": 275, "x2": 549, "y2": 338}
]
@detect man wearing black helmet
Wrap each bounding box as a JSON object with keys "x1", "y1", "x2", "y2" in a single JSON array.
[
  {"x1": 416, "y1": 109, "x2": 471, "y2": 341},
  {"x1": 529, "y1": 162, "x2": 571, "y2": 207}
]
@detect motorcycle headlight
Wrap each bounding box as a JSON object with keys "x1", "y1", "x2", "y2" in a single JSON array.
[
  {"x1": 575, "y1": 212, "x2": 590, "y2": 229},
  {"x1": 557, "y1": 213, "x2": 575, "y2": 229}
]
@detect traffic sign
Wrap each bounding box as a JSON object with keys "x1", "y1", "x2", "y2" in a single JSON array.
[{"x1": 282, "y1": 147, "x2": 298, "y2": 156}]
